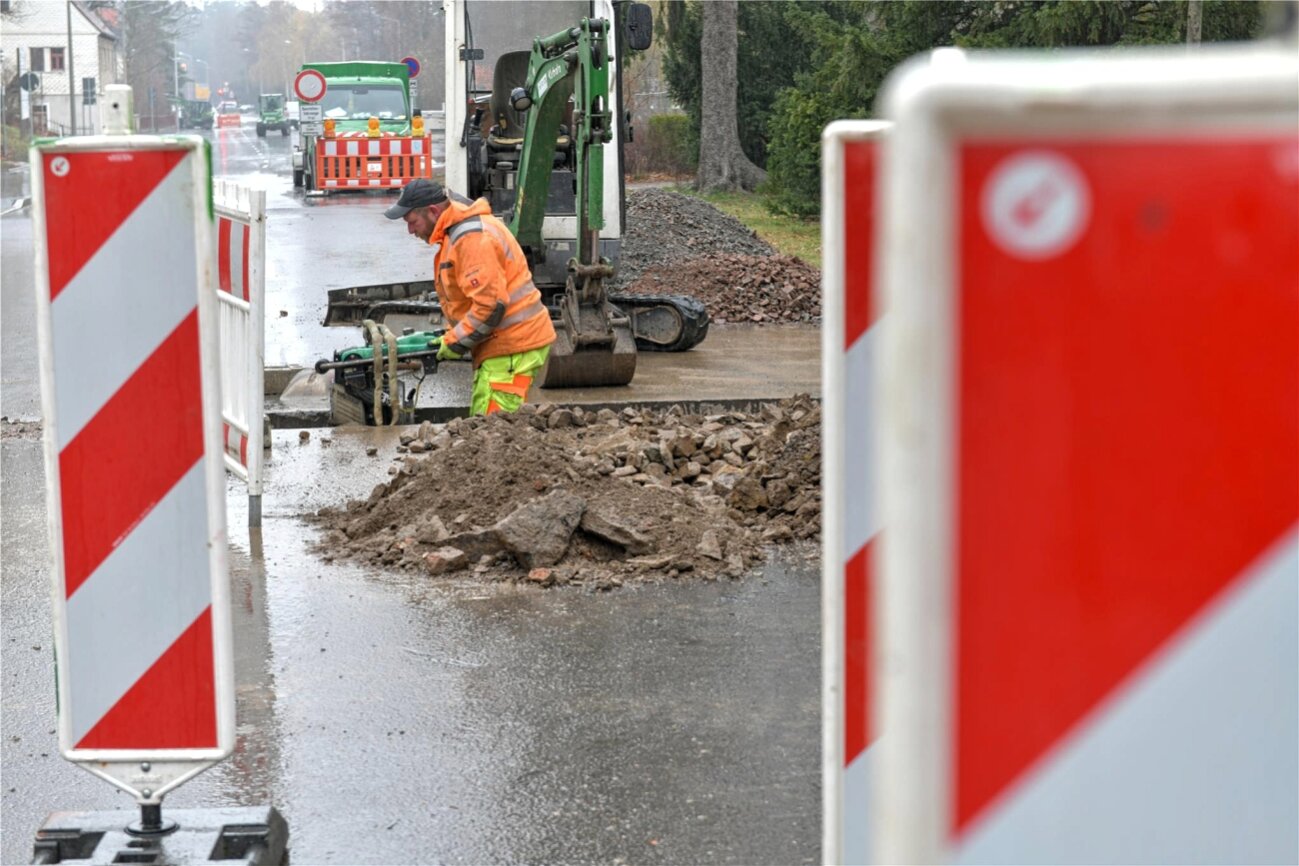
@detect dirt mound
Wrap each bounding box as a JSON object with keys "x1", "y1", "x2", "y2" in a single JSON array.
[
  {"x1": 624, "y1": 253, "x2": 820, "y2": 325},
  {"x1": 308, "y1": 395, "x2": 822, "y2": 589},
  {"x1": 614, "y1": 188, "x2": 776, "y2": 288}
]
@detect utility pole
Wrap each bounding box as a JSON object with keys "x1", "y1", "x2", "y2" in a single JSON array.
[{"x1": 66, "y1": 0, "x2": 77, "y2": 135}]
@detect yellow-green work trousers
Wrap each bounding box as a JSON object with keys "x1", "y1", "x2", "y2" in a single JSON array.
[{"x1": 470, "y1": 346, "x2": 551, "y2": 416}]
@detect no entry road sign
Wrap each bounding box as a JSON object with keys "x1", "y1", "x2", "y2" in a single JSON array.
[
  {"x1": 294, "y1": 68, "x2": 326, "y2": 103},
  {"x1": 821, "y1": 119, "x2": 889, "y2": 866},
  {"x1": 32, "y1": 135, "x2": 234, "y2": 802},
  {"x1": 876, "y1": 45, "x2": 1298, "y2": 864}
]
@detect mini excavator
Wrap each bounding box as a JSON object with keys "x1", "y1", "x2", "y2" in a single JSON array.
[{"x1": 320, "y1": 0, "x2": 708, "y2": 419}]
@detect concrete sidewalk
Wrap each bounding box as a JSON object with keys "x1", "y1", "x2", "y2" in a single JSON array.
[{"x1": 269, "y1": 323, "x2": 822, "y2": 426}]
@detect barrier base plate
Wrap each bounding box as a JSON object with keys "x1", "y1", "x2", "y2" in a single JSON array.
[{"x1": 32, "y1": 806, "x2": 287, "y2": 865}]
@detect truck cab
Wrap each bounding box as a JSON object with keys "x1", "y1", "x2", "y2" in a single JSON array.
[{"x1": 292, "y1": 62, "x2": 434, "y2": 193}]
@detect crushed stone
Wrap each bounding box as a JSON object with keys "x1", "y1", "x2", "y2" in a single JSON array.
[
  {"x1": 308, "y1": 395, "x2": 822, "y2": 589},
  {"x1": 1, "y1": 418, "x2": 42, "y2": 440},
  {"x1": 614, "y1": 188, "x2": 821, "y2": 324}
]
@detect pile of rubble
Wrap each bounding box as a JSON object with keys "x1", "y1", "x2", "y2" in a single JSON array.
[
  {"x1": 614, "y1": 188, "x2": 822, "y2": 324},
  {"x1": 624, "y1": 253, "x2": 820, "y2": 324},
  {"x1": 309, "y1": 395, "x2": 822, "y2": 589}
]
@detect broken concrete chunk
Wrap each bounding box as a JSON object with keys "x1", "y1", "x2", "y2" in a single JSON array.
[
  {"x1": 493, "y1": 489, "x2": 586, "y2": 568},
  {"x1": 424, "y1": 546, "x2": 468, "y2": 575},
  {"x1": 697, "y1": 530, "x2": 723, "y2": 560},
  {"x1": 580, "y1": 508, "x2": 653, "y2": 555},
  {"x1": 547, "y1": 409, "x2": 576, "y2": 429},
  {"x1": 441, "y1": 528, "x2": 505, "y2": 561},
  {"x1": 415, "y1": 516, "x2": 451, "y2": 545}
]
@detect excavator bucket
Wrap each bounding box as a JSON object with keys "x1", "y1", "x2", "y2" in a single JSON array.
[
  {"x1": 538, "y1": 281, "x2": 637, "y2": 388},
  {"x1": 539, "y1": 320, "x2": 637, "y2": 388}
]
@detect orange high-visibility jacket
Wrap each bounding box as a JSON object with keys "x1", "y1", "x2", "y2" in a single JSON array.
[{"x1": 429, "y1": 195, "x2": 555, "y2": 365}]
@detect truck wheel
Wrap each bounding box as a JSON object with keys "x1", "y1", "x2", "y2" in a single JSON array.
[
  {"x1": 293, "y1": 168, "x2": 304, "y2": 188},
  {"x1": 256, "y1": 123, "x2": 266, "y2": 137}
]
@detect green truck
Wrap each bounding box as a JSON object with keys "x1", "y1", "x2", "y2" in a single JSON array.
[
  {"x1": 255, "y1": 93, "x2": 290, "y2": 137},
  {"x1": 177, "y1": 99, "x2": 214, "y2": 130},
  {"x1": 291, "y1": 61, "x2": 430, "y2": 192}
]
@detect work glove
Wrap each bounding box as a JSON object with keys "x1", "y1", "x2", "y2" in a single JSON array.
[{"x1": 435, "y1": 339, "x2": 464, "y2": 362}]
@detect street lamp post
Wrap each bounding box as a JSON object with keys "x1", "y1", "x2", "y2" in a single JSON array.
[{"x1": 66, "y1": 0, "x2": 76, "y2": 135}]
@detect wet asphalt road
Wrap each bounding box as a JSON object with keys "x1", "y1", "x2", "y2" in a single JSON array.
[{"x1": 0, "y1": 120, "x2": 822, "y2": 864}]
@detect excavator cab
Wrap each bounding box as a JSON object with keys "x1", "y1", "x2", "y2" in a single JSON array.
[{"x1": 482, "y1": 50, "x2": 575, "y2": 217}]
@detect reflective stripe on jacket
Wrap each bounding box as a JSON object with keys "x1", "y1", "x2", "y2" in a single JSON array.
[{"x1": 430, "y1": 195, "x2": 556, "y2": 365}]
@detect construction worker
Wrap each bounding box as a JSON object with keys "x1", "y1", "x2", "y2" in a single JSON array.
[{"x1": 386, "y1": 179, "x2": 556, "y2": 415}]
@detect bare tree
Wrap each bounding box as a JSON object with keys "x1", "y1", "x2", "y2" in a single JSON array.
[{"x1": 696, "y1": 0, "x2": 764, "y2": 193}]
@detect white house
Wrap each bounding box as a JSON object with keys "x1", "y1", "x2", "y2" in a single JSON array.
[{"x1": 2, "y1": 0, "x2": 121, "y2": 135}]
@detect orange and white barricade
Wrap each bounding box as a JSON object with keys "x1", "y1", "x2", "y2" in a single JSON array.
[
  {"x1": 316, "y1": 134, "x2": 434, "y2": 189},
  {"x1": 32, "y1": 131, "x2": 235, "y2": 802},
  {"x1": 875, "y1": 44, "x2": 1297, "y2": 864},
  {"x1": 213, "y1": 178, "x2": 266, "y2": 526}
]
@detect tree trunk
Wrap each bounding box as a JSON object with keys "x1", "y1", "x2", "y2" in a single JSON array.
[
  {"x1": 697, "y1": 0, "x2": 765, "y2": 193},
  {"x1": 1186, "y1": 0, "x2": 1203, "y2": 45}
]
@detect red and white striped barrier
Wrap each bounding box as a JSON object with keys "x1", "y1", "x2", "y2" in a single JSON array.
[
  {"x1": 213, "y1": 178, "x2": 266, "y2": 527},
  {"x1": 821, "y1": 120, "x2": 889, "y2": 866},
  {"x1": 32, "y1": 136, "x2": 234, "y2": 802},
  {"x1": 316, "y1": 135, "x2": 433, "y2": 190},
  {"x1": 876, "y1": 45, "x2": 1297, "y2": 864},
  {"x1": 319, "y1": 135, "x2": 429, "y2": 155}
]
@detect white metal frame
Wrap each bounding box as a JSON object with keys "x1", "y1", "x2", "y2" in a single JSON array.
[
  {"x1": 31, "y1": 134, "x2": 235, "y2": 803},
  {"x1": 213, "y1": 178, "x2": 266, "y2": 526},
  {"x1": 876, "y1": 43, "x2": 1299, "y2": 864},
  {"x1": 821, "y1": 119, "x2": 890, "y2": 866}
]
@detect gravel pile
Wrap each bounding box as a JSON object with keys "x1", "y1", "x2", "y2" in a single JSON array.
[
  {"x1": 614, "y1": 188, "x2": 822, "y2": 324},
  {"x1": 309, "y1": 395, "x2": 822, "y2": 589},
  {"x1": 624, "y1": 253, "x2": 820, "y2": 324},
  {"x1": 614, "y1": 188, "x2": 775, "y2": 286}
]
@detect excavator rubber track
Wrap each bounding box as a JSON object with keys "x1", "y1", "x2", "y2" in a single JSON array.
[{"x1": 608, "y1": 293, "x2": 711, "y2": 353}]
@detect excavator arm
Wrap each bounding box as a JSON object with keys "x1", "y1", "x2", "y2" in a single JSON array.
[{"x1": 507, "y1": 16, "x2": 635, "y2": 388}]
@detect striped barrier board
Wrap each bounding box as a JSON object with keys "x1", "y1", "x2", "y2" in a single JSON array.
[
  {"x1": 32, "y1": 136, "x2": 235, "y2": 802},
  {"x1": 876, "y1": 45, "x2": 1298, "y2": 864},
  {"x1": 821, "y1": 120, "x2": 889, "y2": 866},
  {"x1": 213, "y1": 178, "x2": 266, "y2": 526},
  {"x1": 317, "y1": 135, "x2": 433, "y2": 190}
]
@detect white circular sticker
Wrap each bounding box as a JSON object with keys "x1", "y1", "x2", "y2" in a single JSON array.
[
  {"x1": 50, "y1": 156, "x2": 70, "y2": 177},
  {"x1": 982, "y1": 151, "x2": 1090, "y2": 260}
]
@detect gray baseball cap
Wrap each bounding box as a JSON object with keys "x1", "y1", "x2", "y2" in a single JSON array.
[{"x1": 384, "y1": 179, "x2": 448, "y2": 219}]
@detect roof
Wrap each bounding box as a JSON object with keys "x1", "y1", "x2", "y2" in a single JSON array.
[{"x1": 73, "y1": 1, "x2": 118, "y2": 40}]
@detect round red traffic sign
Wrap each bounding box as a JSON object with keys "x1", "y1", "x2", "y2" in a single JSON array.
[
  {"x1": 294, "y1": 69, "x2": 327, "y2": 103},
  {"x1": 401, "y1": 56, "x2": 421, "y2": 79}
]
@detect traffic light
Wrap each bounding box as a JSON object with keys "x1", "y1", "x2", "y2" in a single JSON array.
[{"x1": 178, "y1": 61, "x2": 188, "y2": 75}]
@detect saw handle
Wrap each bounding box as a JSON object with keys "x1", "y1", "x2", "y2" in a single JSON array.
[{"x1": 314, "y1": 348, "x2": 441, "y2": 375}]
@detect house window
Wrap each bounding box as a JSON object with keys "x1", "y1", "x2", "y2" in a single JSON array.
[
  {"x1": 0, "y1": 1, "x2": 11, "y2": 12},
  {"x1": 50, "y1": 48, "x2": 65, "y2": 72},
  {"x1": 33, "y1": 104, "x2": 49, "y2": 135},
  {"x1": 30, "y1": 48, "x2": 45, "y2": 72}
]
